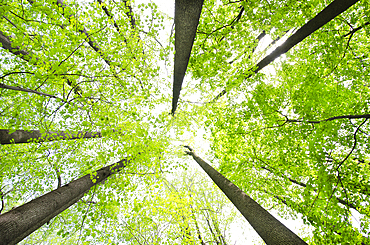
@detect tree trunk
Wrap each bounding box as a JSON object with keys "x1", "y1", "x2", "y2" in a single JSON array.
[
  {"x1": 213, "y1": 0, "x2": 360, "y2": 101},
  {"x1": 0, "y1": 158, "x2": 129, "y2": 245},
  {"x1": 172, "y1": 0, "x2": 204, "y2": 115},
  {"x1": 0, "y1": 129, "x2": 102, "y2": 144},
  {"x1": 184, "y1": 146, "x2": 307, "y2": 245}
]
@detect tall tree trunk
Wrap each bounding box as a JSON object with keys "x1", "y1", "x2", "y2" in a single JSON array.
[
  {"x1": 213, "y1": 0, "x2": 360, "y2": 101},
  {"x1": 172, "y1": 0, "x2": 204, "y2": 115},
  {"x1": 184, "y1": 146, "x2": 307, "y2": 245},
  {"x1": 0, "y1": 158, "x2": 129, "y2": 245},
  {"x1": 0, "y1": 129, "x2": 102, "y2": 144}
]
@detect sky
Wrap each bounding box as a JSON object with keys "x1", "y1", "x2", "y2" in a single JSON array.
[{"x1": 134, "y1": 0, "x2": 314, "y2": 244}]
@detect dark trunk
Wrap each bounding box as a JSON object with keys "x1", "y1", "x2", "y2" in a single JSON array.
[
  {"x1": 172, "y1": 0, "x2": 204, "y2": 115},
  {"x1": 0, "y1": 129, "x2": 102, "y2": 144},
  {"x1": 191, "y1": 210, "x2": 206, "y2": 245},
  {"x1": 213, "y1": 0, "x2": 360, "y2": 101},
  {"x1": 185, "y1": 147, "x2": 307, "y2": 245},
  {"x1": 0, "y1": 158, "x2": 128, "y2": 245}
]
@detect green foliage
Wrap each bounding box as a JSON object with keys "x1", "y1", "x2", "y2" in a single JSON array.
[
  {"x1": 183, "y1": 0, "x2": 370, "y2": 243},
  {"x1": 2, "y1": 0, "x2": 370, "y2": 244}
]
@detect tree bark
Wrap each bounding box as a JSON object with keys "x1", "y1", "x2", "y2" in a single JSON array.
[
  {"x1": 184, "y1": 146, "x2": 307, "y2": 245},
  {"x1": 0, "y1": 31, "x2": 33, "y2": 62},
  {"x1": 172, "y1": 0, "x2": 204, "y2": 115},
  {"x1": 0, "y1": 158, "x2": 129, "y2": 245},
  {"x1": 0, "y1": 129, "x2": 102, "y2": 144},
  {"x1": 0, "y1": 82, "x2": 59, "y2": 99},
  {"x1": 213, "y1": 0, "x2": 360, "y2": 101}
]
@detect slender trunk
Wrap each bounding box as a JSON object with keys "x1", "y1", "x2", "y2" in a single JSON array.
[
  {"x1": 97, "y1": 0, "x2": 122, "y2": 34},
  {"x1": 56, "y1": 0, "x2": 112, "y2": 67},
  {"x1": 0, "y1": 129, "x2": 102, "y2": 144},
  {"x1": 181, "y1": 216, "x2": 193, "y2": 242},
  {"x1": 211, "y1": 214, "x2": 227, "y2": 245},
  {"x1": 0, "y1": 158, "x2": 129, "y2": 245},
  {"x1": 205, "y1": 214, "x2": 220, "y2": 245},
  {"x1": 191, "y1": 210, "x2": 206, "y2": 245},
  {"x1": 184, "y1": 146, "x2": 307, "y2": 245},
  {"x1": 213, "y1": 0, "x2": 360, "y2": 101},
  {"x1": 228, "y1": 31, "x2": 266, "y2": 65},
  {"x1": 172, "y1": 0, "x2": 204, "y2": 115}
]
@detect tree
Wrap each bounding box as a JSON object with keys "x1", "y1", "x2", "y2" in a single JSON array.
[
  {"x1": 0, "y1": 158, "x2": 129, "y2": 245},
  {"x1": 0, "y1": 129, "x2": 102, "y2": 144},
  {"x1": 1, "y1": 0, "x2": 370, "y2": 244},
  {"x1": 172, "y1": 0, "x2": 204, "y2": 114},
  {"x1": 119, "y1": 169, "x2": 247, "y2": 245},
  {"x1": 183, "y1": 0, "x2": 370, "y2": 243},
  {"x1": 0, "y1": 0, "x2": 169, "y2": 243},
  {"x1": 185, "y1": 146, "x2": 307, "y2": 245}
]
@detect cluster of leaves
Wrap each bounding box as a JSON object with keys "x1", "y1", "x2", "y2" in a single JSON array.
[
  {"x1": 180, "y1": 0, "x2": 370, "y2": 243},
  {"x1": 119, "y1": 170, "x2": 245, "y2": 245},
  {"x1": 0, "y1": 0, "x2": 177, "y2": 243}
]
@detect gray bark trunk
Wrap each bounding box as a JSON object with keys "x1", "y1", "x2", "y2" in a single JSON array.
[
  {"x1": 172, "y1": 0, "x2": 204, "y2": 115},
  {"x1": 0, "y1": 129, "x2": 102, "y2": 144},
  {"x1": 0, "y1": 158, "x2": 128, "y2": 245},
  {"x1": 185, "y1": 147, "x2": 307, "y2": 245}
]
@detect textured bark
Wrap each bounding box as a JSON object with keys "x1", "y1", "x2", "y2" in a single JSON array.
[
  {"x1": 185, "y1": 147, "x2": 307, "y2": 245},
  {"x1": 0, "y1": 158, "x2": 128, "y2": 245},
  {"x1": 0, "y1": 129, "x2": 102, "y2": 144},
  {"x1": 0, "y1": 82, "x2": 59, "y2": 99},
  {"x1": 0, "y1": 31, "x2": 33, "y2": 62},
  {"x1": 213, "y1": 0, "x2": 360, "y2": 101},
  {"x1": 172, "y1": 0, "x2": 204, "y2": 115}
]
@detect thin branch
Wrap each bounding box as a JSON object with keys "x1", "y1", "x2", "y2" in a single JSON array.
[
  {"x1": 342, "y1": 21, "x2": 370, "y2": 37},
  {"x1": 0, "y1": 82, "x2": 59, "y2": 99},
  {"x1": 96, "y1": 0, "x2": 122, "y2": 33},
  {"x1": 337, "y1": 118, "x2": 368, "y2": 170},
  {"x1": 284, "y1": 113, "x2": 370, "y2": 124},
  {"x1": 0, "y1": 71, "x2": 35, "y2": 80},
  {"x1": 212, "y1": 0, "x2": 360, "y2": 101}
]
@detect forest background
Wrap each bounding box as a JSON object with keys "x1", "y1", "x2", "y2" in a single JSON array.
[{"x1": 0, "y1": 0, "x2": 369, "y2": 244}]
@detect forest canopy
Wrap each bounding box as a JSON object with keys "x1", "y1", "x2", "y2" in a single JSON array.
[{"x1": 0, "y1": 0, "x2": 369, "y2": 244}]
